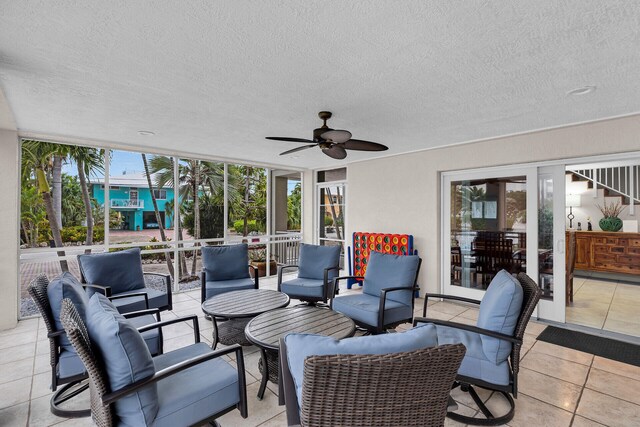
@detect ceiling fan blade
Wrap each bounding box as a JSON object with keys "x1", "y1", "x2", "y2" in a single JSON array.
[
  {"x1": 279, "y1": 144, "x2": 317, "y2": 156},
  {"x1": 343, "y1": 139, "x2": 389, "y2": 151},
  {"x1": 322, "y1": 144, "x2": 347, "y2": 159},
  {"x1": 320, "y1": 129, "x2": 352, "y2": 143},
  {"x1": 266, "y1": 137, "x2": 314, "y2": 143}
]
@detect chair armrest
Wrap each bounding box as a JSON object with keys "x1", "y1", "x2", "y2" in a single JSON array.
[
  {"x1": 144, "y1": 272, "x2": 172, "y2": 310},
  {"x1": 248, "y1": 264, "x2": 259, "y2": 289},
  {"x1": 102, "y1": 344, "x2": 246, "y2": 406},
  {"x1": 136, "y1": 315, "x2": 200, "y2": 344},
  {"x1": 378, "y1": 286, "x2": 416, "y2": 333},
  {"x1": 123, "y1": 308, "x2": 161, "y2": 322},
  {"x1": 323, "y1": 266, "x2": 340, "y2": 300},
  {"x1": 108, "y1": 292, "x2": 149, "y2": 310},
  {"x1": 412, "y1": 317, "x2": 522, "y2": 345},
  {"x1": 82, "y1": 283, "x2": 112, "y2": 298},
  {"x1": 422, "y1": 293, "x2": 481, "y2": 317},
  {"x1": 277, "y1": 264, "x2": 299, "y2": 290},
  {"x1": 200, "y1": 271, "x2": 206, "y2": 303},
  {"x1": 329, "y1": 276, "x2": 364, "y2": 308}
]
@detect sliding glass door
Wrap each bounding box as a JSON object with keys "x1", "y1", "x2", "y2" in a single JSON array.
[{"x1": 443, "y1": 165, "x2": 566, "y2": 322}]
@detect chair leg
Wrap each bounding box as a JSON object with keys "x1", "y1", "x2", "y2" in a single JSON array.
[
  {"x1": 447, "y1": 383, "x2": 515, "y2": 426},
  {"x1": 50, "y1": 379, "x2": 91, "y2": 418}
]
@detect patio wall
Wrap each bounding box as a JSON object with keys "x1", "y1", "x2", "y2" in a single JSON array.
[
  {"x1": 346, "y1": 114, "x2": 640, "y2": 295},
  {"x1": 0, "y1": 128, "x2": 19, "y2": 330}
]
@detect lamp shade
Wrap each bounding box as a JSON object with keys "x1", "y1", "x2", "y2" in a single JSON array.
[{"x1": 566, "y1": 194, "x2": 581, "y2": 208}]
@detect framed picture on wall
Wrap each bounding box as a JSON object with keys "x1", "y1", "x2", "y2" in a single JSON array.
[
  {"x1": 484, "y1": 201, "x2": 497, "y2": 219},
  {"x1": 471, "y1": 201, "x2": 484, "y2": 218}
]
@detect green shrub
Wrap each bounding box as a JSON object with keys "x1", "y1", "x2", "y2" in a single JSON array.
[
  {"x1": 60, "y1": 226, "x2": 105, "y2": 243},
  {"x1": 233, "y1": 219, "x2": 260, "y2": 234}
]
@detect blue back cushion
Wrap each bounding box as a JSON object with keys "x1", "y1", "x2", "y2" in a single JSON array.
[
  {"x1": 202, "y1": 244, "x2": 250, "y2": 281},
  {"x1": 86, "y1": 294, "x2": 158, "y2": 426},
  {"x1": 79, "y1": 248, "x2": 145, "y2": 296},
  {"x1": 297, "y1": 243, "x2": 341, "y2": 280},
  {"x1": 362, "y1": 251, "x2": 420, "y2": 306},
  {"x1": 285, "y1": 323, "x2": 438, "y2": 405},
  {"x1": 477, "y1": 270, "x2": 524, "y2": 364},
  {"x1": 47, "y1": 272, "x2": 89, "y2": 352}
]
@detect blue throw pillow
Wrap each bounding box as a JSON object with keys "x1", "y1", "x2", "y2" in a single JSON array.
[
  {"x1": 47, "y1": 272, "x2": 89, "y2": 352},
  {"x1": 78, "y1": 248, "x2": 145, "y2": 296},
  {"x1": 284, "y1": 323, "x2": 438, "y2": 405},
  {"x1": 202, "y1": 244, "x2": 250, "y2": 281},
  {"x1": 477, "y1": 270, "x2": 524, "y2": 363},
  {"x1": 362, "y1": 251, "x2": 420, "y2": 306},
  {"x1": 297, "y1": 243, "x2": 341, "y2": 280},
  {"x1": 86, "y1": 294, "x2": 158, "y2": 426}
]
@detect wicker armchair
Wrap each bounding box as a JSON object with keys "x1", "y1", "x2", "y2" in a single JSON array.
[
  {"x1": 414, "y1": 272, "x2": 542, "y2": 425},
  {"x1": 28, "y1": 274, "x2": 161, "y2": 418},
  {"x1": 279, "y1": 340, "x2": 466, "y2": 427},
  {"x1": 59, "y1": 298, "x2": 248, "y2": 426}
]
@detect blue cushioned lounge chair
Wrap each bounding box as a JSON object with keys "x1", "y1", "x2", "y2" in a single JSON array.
[
  {"x1": 28, "y1": 274, "x2": 162, "y2": 418},
  {"x1": 77, "y1": 247, "x2": 172, "y2": 313},
  {"x1": 278, "y1": 243, "x2": 341, "y2": 305},
  {"x1": 413, "y1": 271, "x2": 541, "y2": 425},
  {"x1": 330, "y1": 251, "x2": 422, "y2": 334},
  {"x1": 200, "y1": 243, "x2": 259, "y2": 303},
  {"x1": 60, "y1": 294, "x2": 248, "y2": 426}
]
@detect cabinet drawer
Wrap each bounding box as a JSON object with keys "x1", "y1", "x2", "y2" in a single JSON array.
[{"x1": 630, "y1": 238, "x2": 640, "y2": 247}]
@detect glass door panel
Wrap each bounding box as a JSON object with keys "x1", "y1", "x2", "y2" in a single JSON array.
[{"x1": 317, "y1": 183, "x2": 346, "y2": 267}]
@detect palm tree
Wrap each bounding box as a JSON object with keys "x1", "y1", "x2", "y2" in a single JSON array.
[
  {"x1": 22, "y1": 140, "x2": 68, "y2": 272},
  {"x1": 67, "y1": 146, "x2": 104, "y2": 251},
  {"x1": 141, "y1": 154, "x2": 174, "y2": 278}
]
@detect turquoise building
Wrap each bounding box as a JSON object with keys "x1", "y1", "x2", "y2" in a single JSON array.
[{"x1": 91, "y1": 172, "x2": 176, "y2": 231}]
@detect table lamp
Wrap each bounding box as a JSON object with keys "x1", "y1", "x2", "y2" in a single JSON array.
[{"x1": 566, "y1": 194, "x2": 581, "y2": 229}]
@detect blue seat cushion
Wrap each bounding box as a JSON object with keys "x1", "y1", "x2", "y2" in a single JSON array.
[
  {"x1": 332, "y1": 293, "x2": 412, "y2": 328},
  {"x1": 420, "y1": 323, "x2": 510, "y2": 386},
  {"x1": 79, "y1": 248, "x2": 146, "y2": 296},
  {"x1": 297, "y1": 244, "x2": 341, "y2": 280},
  {"x1": 152, "y1": 343, "x2": 240, "y2": 427},
  {"x1": 202, "y1": 244, "x2": 250, "y2": 281},
  {"x1": 47, "y1": 272, "x2": 89, "y2": 352},
  {"x1": 281, "y1": 278, "x2": 325, "y2": 299},
  {"x1": 205, "y1": 278, "x2": 255, "y2": 299},
  {"x1": 477, "y1": 270, "x2": 523, "y2": 364},
  {"x1": 110, "y1": 288, "x2": 169, "y2": 313},
  {"x1": 284, "y1": 323, "x2": 438, "y2": 405},
  {"x1": 86, "y1": 294, "x2": 158, "y2": 426},
  {"x1": 58, "y1": 348, "x2": 86, "y2": 380},
  {"x1": 129, "y1": 314, "x2": 161, "y2": 357},
  {"x1": 362, "y1": 251, "x2": 420, "y2": 306}
]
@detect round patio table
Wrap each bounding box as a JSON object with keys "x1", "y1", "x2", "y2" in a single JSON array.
[
  {"x1": 245, "y1": 305, "x2": 356, "y2": 400},
  {"x1": 201, "y1": 289, "x2": 290, "y2": 349}
]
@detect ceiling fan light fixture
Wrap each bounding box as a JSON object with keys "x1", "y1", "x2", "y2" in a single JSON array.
[{"x1": 321, "y1": 129, "x2": 352, "y2": 143}]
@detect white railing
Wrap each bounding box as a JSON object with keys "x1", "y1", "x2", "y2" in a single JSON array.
[
  {"x1": 110, "y1": 199, "x2": 144, "y2": 208},
  {"x1": 569, "y1": 165, "x2": 640, "y2": 209}
]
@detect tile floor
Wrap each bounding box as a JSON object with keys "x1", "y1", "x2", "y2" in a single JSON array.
[
  {"x1": 567, "y1": 276, "x2": 640, "y2": 337},
  {"x1": 1, "y1": 274, "x2": 640, "y2": 426}
]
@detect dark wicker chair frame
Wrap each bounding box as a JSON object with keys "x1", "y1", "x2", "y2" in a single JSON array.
[
  {"x1": 77, "y1": 254, "x2": 173, "y2": 312},
  {"x1": 59, "y1": 298, "x2": 248, "y2": 427},
  {"x1": 277, "y1": 264, "x2": 340, "y2": 305},
  {"x1": 329, "y1": 258, "x2": 422, "y2": 334},
  {"x1": 28, "y1": 274, "x2": 162, "y2": 418},
  {"x1": 200, "y1": 264, "x2": 259, "y2": 304},
  {"x1": 279, "y1": 338, "x2": 466, "y2": 427},
  {"x1": 414, "y1": 272, "x2": 542, "y2": 426}
]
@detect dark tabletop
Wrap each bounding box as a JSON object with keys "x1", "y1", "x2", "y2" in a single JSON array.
[
  {"x1": 245, "y1": 306, "x2": 356, "y2": 350},
  {"x1": 201, "y1": 289, "x2": 290, "y2": 318}
]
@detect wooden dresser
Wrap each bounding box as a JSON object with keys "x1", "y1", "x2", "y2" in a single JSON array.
[{"x1": 569, "y1": 231, "x2": 640, "y2": 275}]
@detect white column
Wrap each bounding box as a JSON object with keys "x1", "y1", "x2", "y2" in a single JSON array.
[
  {"x1": 173, "y1": 156, "x2": 180, "y2": 290},
  {"x1": 0, "y1": 129, "x2": 19, "y2": 330},
  {"x1": 223, "y1": 163, "x2": 229, "y2": 242}
]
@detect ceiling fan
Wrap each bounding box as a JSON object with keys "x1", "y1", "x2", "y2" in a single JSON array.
[{"x1": 266, "y1": 111, "x2": 388, "y2": 159}]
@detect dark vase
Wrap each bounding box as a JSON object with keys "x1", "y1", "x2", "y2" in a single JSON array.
[{"x1": 599, "y1": 217, "x2": 623, "y2": 232}]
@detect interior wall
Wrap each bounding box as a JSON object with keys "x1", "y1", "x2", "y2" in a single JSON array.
[
  {"x1": 346, "y1": 114, "x2": 640, "y2": 295},
  {"x1": 0, "y1": 128, "x2": 19, "y2": 330}
]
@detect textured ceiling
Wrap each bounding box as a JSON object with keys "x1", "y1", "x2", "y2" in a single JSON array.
[{"x1": 1, "y1": 1, "x2": 640, "y2": 169}]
